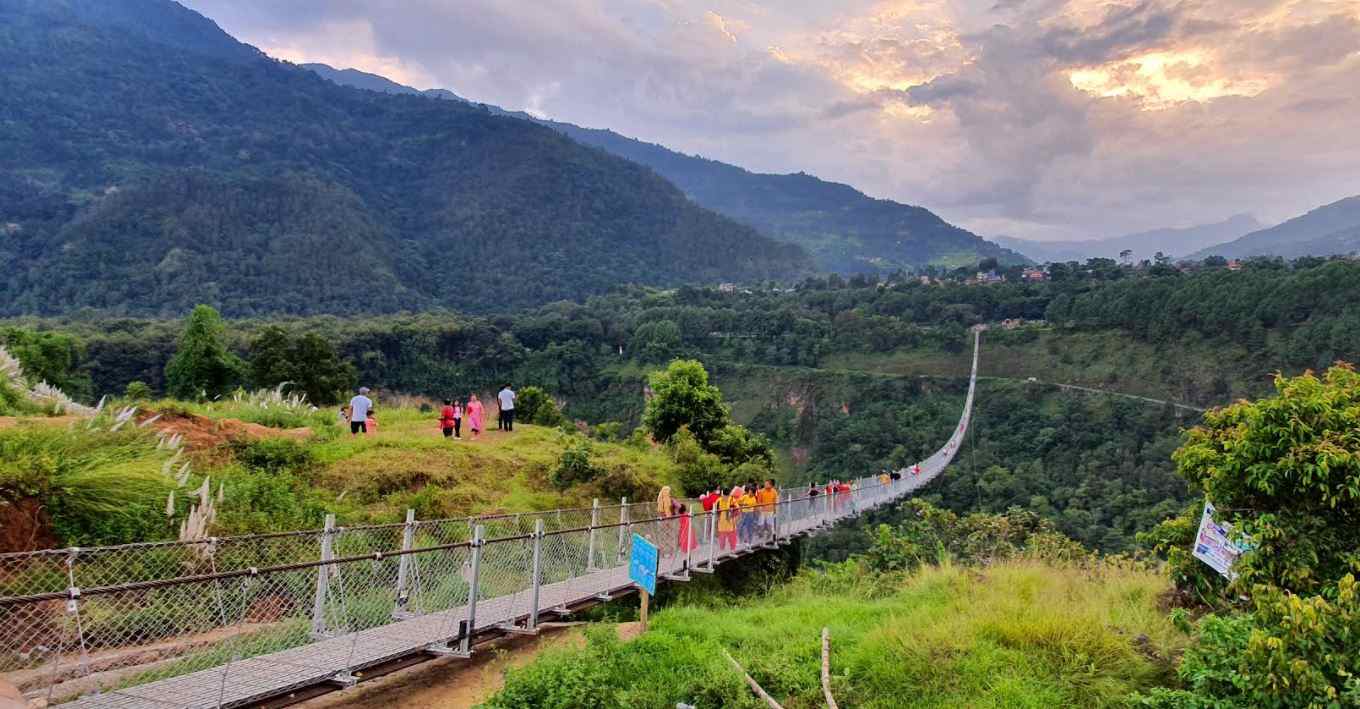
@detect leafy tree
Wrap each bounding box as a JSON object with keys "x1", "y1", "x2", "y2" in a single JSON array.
[
  {"x1": 2, "y1": 328, "x2": 92, "y2": 401},
  {"x1": 164, "y1": 305, "x2": 244, "y2": 400},
  {"x1": 643, "y1": 360, "x2": 730, "y2": 445},
  {"x1": 1136, "y1": 364, "x2": 1360, "y2": 709},
  {"x1": 668, "y1": 428, "x2": 731, "y2": 495},
  {"x1": 248, "y1": 327, "x2": 355, "y2": 405},
  {"x1": 631, "y1": 320, "x2": 682, "y2": 362},
  {"x1": 1170, "y1": 364, "x2": 1360, "y2": 595}
]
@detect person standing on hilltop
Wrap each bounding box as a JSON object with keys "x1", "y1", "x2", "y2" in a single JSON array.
[
  {"x1": 438, "y1": 399, "x2": 457, "y2": 439},
  {"x1": 497, "y1": 384, "x2": 516, "y2": 432},
  {"x1": 347, "y1": 387, "x2": 373, "y2": 436},
  {"x1": 465, "y1": 393, "x2": 485, "y2": 441}
]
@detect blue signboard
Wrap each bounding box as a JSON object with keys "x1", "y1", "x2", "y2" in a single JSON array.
[{"x1": 629, "y1": 533, "x2": 658, "y2": 595}]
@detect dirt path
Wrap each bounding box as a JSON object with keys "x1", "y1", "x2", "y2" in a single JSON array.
[
  {"x1": 298, "y1": 625, "x2": 585, "y2": 709},
  {"x1": 0, "y1": 415, "x2": 83, "y2": 430}
]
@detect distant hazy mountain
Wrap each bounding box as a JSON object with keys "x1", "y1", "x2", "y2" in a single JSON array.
[
  {"x1": 994, "y1": 214, "x2": 1263, "y2": 263},
  {"x1": 0, "y1": 1, "x2": 809, "y2": 317},
  {"x1": 305, "y1": 63, "x2": 1028, "y2": 273},
  {"x1": 1189, "y1": 196, "x2": 1360, "y2": 260}
]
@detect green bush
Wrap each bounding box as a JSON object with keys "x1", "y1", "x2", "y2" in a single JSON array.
[
  {"x1": 550, "y1": 441, "x2": 601, "y2": 490},
  {"x1": 517, "y1": 386, "x2": 565, "y2": 426},
  {"x1": 862, "y1": 500, "x2": 1091, "y2": 573},
  {"x1": 228, "y1": 438, "x2": 316, "y2": 475},
  {"x1": 124, "y1": 380, "x2": 153, "y2": 400},
  {"x1": 1134, "y1": 575, "x2": 1360, "y2": 708}
]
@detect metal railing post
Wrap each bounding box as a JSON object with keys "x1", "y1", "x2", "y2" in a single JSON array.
[
  {"x1": 529, "y1": 519, "x2": 544, "y2": 630},
  {"x1": 460, "y1": 525, "x2": 485, "y2": 655},
  {"x1": 394, "y1": 509, "x2": 416, "y2": 616},
  {"x1": 773, "y1": 492, "x2": 781, "y2": 542},
  {"x1": 586, "y1": 498, "x2": 600, "y2": 571},
  {"x1": 707, "y1": 507, "x2": 718, "y2": 567},
  {"x1": 310, "y1": 513, "x2": 336, "y2": 638},
  {"x1": 683, "y1": 503, "x2": 694, "y2": 573},
  {"x1": 616, "y1": 497, "x2": 628, "y2": 562}
]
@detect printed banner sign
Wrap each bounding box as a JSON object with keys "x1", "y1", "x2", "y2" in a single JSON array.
[
  {"x1": 1193, "y1": 501, "x2": 1245, "y2": 579},
  {"x1": 629, "y1": 533, "x2": 658, "y2": 595}
]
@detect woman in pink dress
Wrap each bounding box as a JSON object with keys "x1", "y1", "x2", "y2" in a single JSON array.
[{"x1": 465, "y1": 394, "x2": 485, "y2": 440}]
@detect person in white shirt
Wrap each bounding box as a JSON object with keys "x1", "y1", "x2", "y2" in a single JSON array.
[
  {"x1": 348, "y1": 387, "x2": 374, "y2": 436},
  {"x1": 497, "y1": 384, "x2": 516, "y2": 432}
]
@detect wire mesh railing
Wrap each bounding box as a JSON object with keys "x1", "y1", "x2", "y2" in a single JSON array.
[{"x1": 0, "y1": 330, "x2": 981, "y2": 707}]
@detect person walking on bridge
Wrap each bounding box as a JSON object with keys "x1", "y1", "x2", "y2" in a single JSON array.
[
  {"x1": 737, "y1": 486, "x2": 758, "y2": 546},
  {"x1": 716, "y1": 486, "x2": 739, "y2": 552},
  {"x1": 756, "y1": 479, "x2": 778, "y2": 540}
]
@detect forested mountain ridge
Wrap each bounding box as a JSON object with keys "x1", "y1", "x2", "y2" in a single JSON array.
[
  {"x1": 0, "y1": 0, "x2": 810, "y2": 317},
  {"x1": 1188, "y1": 195, "x2": 1360, "y2": 259},
  {"x1": 304, "y1": 63, "x2": 1028, "y2": 273}
]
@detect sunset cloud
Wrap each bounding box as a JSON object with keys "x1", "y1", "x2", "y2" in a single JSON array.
[{"x1": 182, "y1": 0, "x2": 1360, "y2": 241}]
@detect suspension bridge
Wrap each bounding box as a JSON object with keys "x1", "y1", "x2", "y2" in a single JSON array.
[{"x1": 1, "y1": 331, "x2": 980, "y2": 708}]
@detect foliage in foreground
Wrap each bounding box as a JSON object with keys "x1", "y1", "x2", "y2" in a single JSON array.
[
  {"x1": 485, "y1": 558, "x2": 1184, "y2": 709},
  {"x1": 1136, "y1": 364, "x2": 1360, "y2": 708},
  {"x1": 0, "y1": 423, "x2": 172, "y2": 546}
]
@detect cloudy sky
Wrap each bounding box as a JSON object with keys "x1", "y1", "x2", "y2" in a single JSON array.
[{"x1": 181, "y1": 0, "x2": 1360, "y2": 241}]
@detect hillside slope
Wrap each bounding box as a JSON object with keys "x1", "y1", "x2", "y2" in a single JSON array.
[
  {"x1": 995, "y1": 214, "x2": 1262, "y2": 263},
  {"x1": 1189, "y1": 195, "x2": 1360, "y2": 259},
  {"x1": 304, "y1": 63, "x2": 1027, "y2": 273},
  {"x1": 0, "y1": 1, "x2": 809, "y2": 317}
]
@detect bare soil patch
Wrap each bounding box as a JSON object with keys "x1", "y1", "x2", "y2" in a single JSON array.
[{"x1": 299, "y1": 625, "x2": 585, "y2": 709}]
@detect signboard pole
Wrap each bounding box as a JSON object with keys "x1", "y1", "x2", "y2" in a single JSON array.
[{"x1": 640, "y1": 589, "x2": 649, "y2": 631}]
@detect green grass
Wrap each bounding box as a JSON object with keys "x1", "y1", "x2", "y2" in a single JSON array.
[
  {"x1": 0, "y1": 421, "x2": 174, "y2": 546},
  {"x1": 485, "y1": 560, "x2": 1187, "y2": 708}
]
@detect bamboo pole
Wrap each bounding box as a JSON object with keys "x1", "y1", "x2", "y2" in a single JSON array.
[
  {"x1": 821, "y1": 627, "x2": 839, "y2": 709},
  {"x1": 722, "y1": 649, "x2": 784, "y2": 709}
]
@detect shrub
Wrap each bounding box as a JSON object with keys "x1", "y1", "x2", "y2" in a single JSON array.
[
  {"x1": 590, "y1": 421, "x2": 622, "y2": 442},
  {"x1": 516, "y1": 386, "x2": 565, "y2": 426},
  {"x1": 1134, "y1": 575, "x2": 1360, "y2": 708},
  {"x1": 124, "y1": 380, "x2": 153, "y2": 400},
  {"x1": 550, "y1": 441, "x2": 601, "y2": 490},
  {"x1": 228, "y1": 438, "x2": 316, "y2": 475}
]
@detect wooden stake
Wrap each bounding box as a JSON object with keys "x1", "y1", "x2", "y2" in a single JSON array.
[
  {"x1": 821, "y1": 627, "x2": 839, "y2": 709},
  {"x1": 723, "y1": 649, "x2": 785, "y2": 709},
  {"x1": 640, "y1": 588, "x2": 649, "y2": 631}
]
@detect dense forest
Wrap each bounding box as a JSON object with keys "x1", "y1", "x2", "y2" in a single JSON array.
[
  {"x1": 0, "y1": 0, "x2": 808, "y2": 317},
  {"x1": 305, "y1": 62, "x2": 1029, "y2": 274}
]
